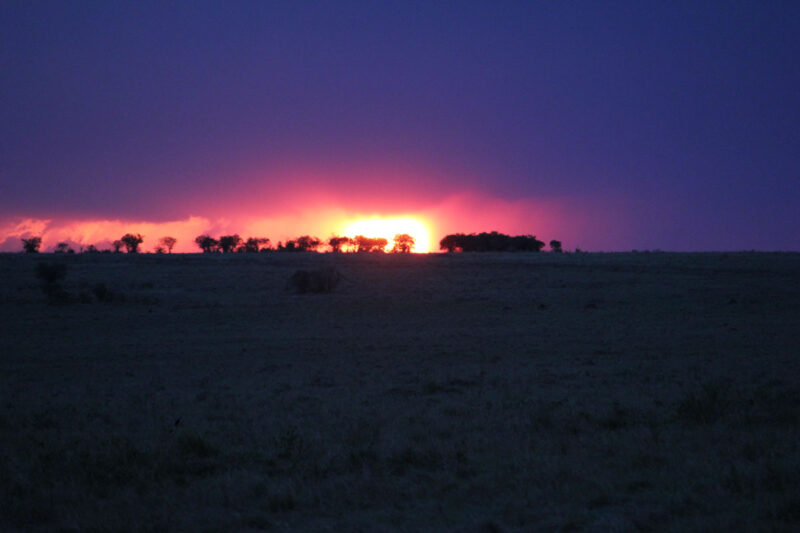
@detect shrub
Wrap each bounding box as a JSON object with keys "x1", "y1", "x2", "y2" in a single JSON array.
[
  {"x1": 54, "y1": 242, "x2": 72, "y2": 254},
  {"x1": 35, "y1": 262, "x2": 67, "y2": 285},
  {"x1": 287, "y1": 267, "x2": 341, "y2": 293},
  {"x1": 21, "y1": 237, "x2": 42, "y2": 253},
  {"x1": 92, "y1": 283, "x2": 115, "y2": 303},
  {"x1": 34, "y1": 262, "x2": 72, "y2": 304}
]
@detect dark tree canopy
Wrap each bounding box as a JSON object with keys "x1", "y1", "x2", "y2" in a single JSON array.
[
  {"x1": 328, "y1": 235, "x2": 352, "y2": 253},
  {"x1": 112, "y1": 240, "x2": 123, "y2": 253},
  {"x1": 194, "y1": 235, "x2": 219, "y2": 253},
  {"x1": 21, "y1": 236, "x2": 42, "y2": 253},
  {"x1": 54, "y1": 242, "x2": 73, "y2": 254},
  {"x1": 120, "y1": 233, "x2": 144, "y2": 253},
  {"x1": 439, "y1": 232, "x2": 545, "y2": 252},
  {"x1": 391, "y1": 233, "x2": 415, "y2": 253},
  {"x1": 439, "y1": 234, "x2": 460, "y2": 253},
  {"x1": 218, "y1": 234, "x2": 242, "y2": 253},
  {"x1": 296, "y1": 235, "x2": 322, "y2": 251},
  {"x1": 549, "y1": 240, "x2": 562, "y2": 253},
  {"x1": 354, "y1": 235, "x2": 388, "y2": 253},
  {"x1": 159, "y1": 236, "x2": 177, "y2": 253},
  {"x1": 242, "y1": 237, "x2": 270, "y2": 253},
  {"x1": 282, "y1": 235, "x2": 322, "y2": 252}
]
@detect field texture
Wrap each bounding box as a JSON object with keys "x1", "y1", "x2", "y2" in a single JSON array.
[{"x1": 1, "y1": 252, "x2": 799, "y2": 531}]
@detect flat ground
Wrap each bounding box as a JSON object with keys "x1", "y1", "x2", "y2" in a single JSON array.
[{"x1": 1, "y1": 252, "x2": 799, "y2": 531}]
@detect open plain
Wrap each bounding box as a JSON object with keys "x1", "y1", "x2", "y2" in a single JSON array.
[{"x1": 1, "y1": 251, "x2": 799, "y2": 531}]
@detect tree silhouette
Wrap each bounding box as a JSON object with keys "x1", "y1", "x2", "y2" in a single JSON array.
[
  {"x1": 439, "y1": 234, "x2": 462, "y2": 253},
  {"x1": 242, "y1": 237, "x2": 270, "y2": 252},
  {"x1": 84, "y1": 244, "x2": 99, "y2": 253},
  {"x1": 328, "y1": 235, "x2": 352, "y2": 253},
  {"x1": 54, "y1": 242, "x2": 72, "y2": 254},
  {"x1": 120, "y1": 233, "x2": 144, "y2": 253},
  {"x1": 194, "y1": 235, "x2": 219, "y2": 253},
  {"x1": 21, "y1": 236, "x2": 42, "y2": 253},
  {"x1": 549, "y1": 240, "x2": 562, "y2": 253},
  {"x1": 391, "y1": 234, "x2": 415, "y2": 253},
  {"x1": 112, "y1": 240, "x2": 123, "y2": 253},
  {"x1": 439, "y1": 232, "x2": 545, "y2": 252},
  {"x1": 218, "y1": 234, "x2": 242, "y2": 253},
  {"x1": 354, "y1": 235, "x2": 388, "y2": 252},
  {"x1": 159, "y1": 236, "x2": 177, "y2": 253},
  {"x1": 281, "y1": 235, "x2": 322, "y2": 252}
]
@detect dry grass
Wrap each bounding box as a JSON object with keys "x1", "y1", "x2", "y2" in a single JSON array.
[{"x1": 1, "y1": 251, "x2": 799, "y2": 531}]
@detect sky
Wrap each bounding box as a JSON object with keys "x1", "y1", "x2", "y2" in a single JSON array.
[{"x1": 1, "y1": 1, "x2": 798, "y2": 252}]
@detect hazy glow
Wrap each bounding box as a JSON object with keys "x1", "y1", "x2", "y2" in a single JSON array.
[
  {"x1": 0, "y1": 192, "x2": 627, "y2": 253},
  {"x1": 341, "y1": 217, "x2": 432, "y2": 253}
]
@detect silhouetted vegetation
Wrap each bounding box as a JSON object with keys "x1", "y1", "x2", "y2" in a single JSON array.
[
  {"x1": 21, "y1": 230, "x2": 558, "y2": 255},
  {"x1": 91, "y1": 283, "x2": 116, "y2": 303},
  {"x1": 328, "y1": 235, "x2": 352, "y2": 253},
  {"x1": 54, "y1": 242, "x2": 74, "y2": 254},
  {"x1": 281, "y1": 235, "x2": 322, "y2": 252},
  {"x1": 241, "y1": 237, "x2": 270, "y2": 253},
  {"x1": 120, "y1": 233, "x2": 143, "y2": 253},
  {"x1": 287, "y1": 267, "x2": 341, "y2": 293},
  {"x1": 218, "y1": 234, "x2": 242, "y2": 253},
  {"x1": 391, "y1": 234, "x2": 415, "y2": 253},
  {"x1": 195, "y1": 235, "x2": 219, "y2": 253},
  {"x1": 35, "y1": 262, "x2": 71, "y2": 304},
  {"x1": 354, "y1": 235, "x2": 388, "y2": 252},
  {"x1": 439, "y1": 232, "x2": 546, "y2": 252},
  {"x1": 21, "y1": 237, "x2": 42, "y2": 253},
  {"x1": 84, "y1": 244, "x2": 99, "y2": 253},
  {"x1": 159, "y1": 236, "x2": 177, "y2": 253}
]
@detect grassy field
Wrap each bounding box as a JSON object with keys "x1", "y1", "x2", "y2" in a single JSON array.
[{"x1": 1, "y1": 251, "x2": 799, "y2": 531}]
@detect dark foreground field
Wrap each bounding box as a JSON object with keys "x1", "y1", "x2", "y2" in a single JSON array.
[{"x1": 1, "y1": 252, "x2": 799, "y2": 531}]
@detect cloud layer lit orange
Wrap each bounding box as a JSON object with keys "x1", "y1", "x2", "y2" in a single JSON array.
[{"x1": 0, "y1": 191, "x2": 629, "y2": 254}]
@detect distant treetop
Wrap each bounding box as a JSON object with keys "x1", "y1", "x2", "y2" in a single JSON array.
[
  {"x1": 21, "y1": 236, "x2": 42, "y2": 253},
  {"x1": 439, "y1": 232, "x2": 547, "y2": 253}
]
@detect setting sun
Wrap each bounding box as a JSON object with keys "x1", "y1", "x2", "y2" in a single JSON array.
[{"x1": 341, "y1": 216, "x2": 432, "y2": 253}]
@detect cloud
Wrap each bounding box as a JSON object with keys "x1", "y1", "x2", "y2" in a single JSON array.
[{"x1": 0, "y1": 192, "x2": 629, "y2": 252}]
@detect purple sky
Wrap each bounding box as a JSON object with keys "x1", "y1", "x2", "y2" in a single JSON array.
[{"x1": 1, "y1": 1, "x2": 798, "y2": 251}]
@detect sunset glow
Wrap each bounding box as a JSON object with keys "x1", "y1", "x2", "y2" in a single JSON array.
[{"x1": 342, "y1": 217, "x2": 432, "y2": 253}]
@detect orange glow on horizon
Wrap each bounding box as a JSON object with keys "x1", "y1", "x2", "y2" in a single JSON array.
[
  {"x1": 341, "y1": 216, "x2": 432, "y2": 253},
  {"x1": 0, "y1": 192, "x2": 621, "y2": 253}
]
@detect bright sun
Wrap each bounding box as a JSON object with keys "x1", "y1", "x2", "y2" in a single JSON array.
[{"x1": 341, "y1": 216, "x2": 432, "y2": 253}]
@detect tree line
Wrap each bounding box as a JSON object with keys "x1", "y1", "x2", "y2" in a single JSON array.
[
  {"x1": 193, "y1": 234, "x2": 414, "y2": 253},
  {"x1": 439, "y1": 232, "x2": 561, "y2": 253},
  {"x1": 20, "y1": 231, "x2": 563, "y2": 254},
  {"x1": 18, "y1": 233, "x2": 418, "y2": 254}
]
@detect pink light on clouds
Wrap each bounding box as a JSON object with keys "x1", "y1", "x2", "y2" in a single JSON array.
[{"x1": 0, "y1": 192, "x2": 630, "y2": 253}]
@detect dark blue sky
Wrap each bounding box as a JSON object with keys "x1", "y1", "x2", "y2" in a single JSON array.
[{"x1": 2, "y1": 1, "x2": 798, "y2": 250}]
